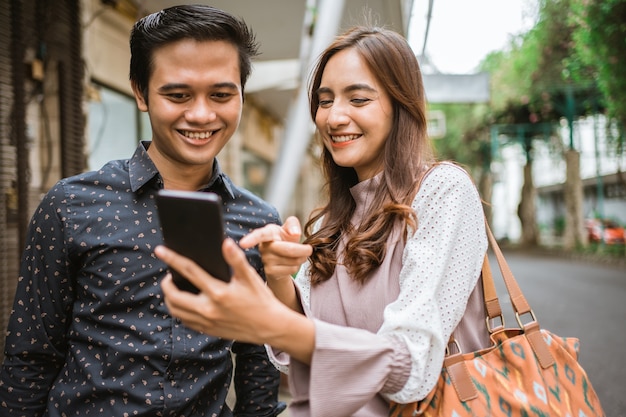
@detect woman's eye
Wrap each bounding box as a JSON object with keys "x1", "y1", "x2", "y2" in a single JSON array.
[
  {"x1": 351, "y1": 98, "x2": 370, "y2": 105},
  {"x1": 318, "y1": 99, "x2": 333, "y2": 108}
]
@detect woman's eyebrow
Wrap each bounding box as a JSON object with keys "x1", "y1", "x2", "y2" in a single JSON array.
[
  {"x1": 343, "y1": 83, "x2": 376, "y2": 93},
  {"x1": 316, "y1": 83, "x2": 376, "y2": 96},
  {"x1": 316, "y1": 86, "x2": 332, "y2": 96}
]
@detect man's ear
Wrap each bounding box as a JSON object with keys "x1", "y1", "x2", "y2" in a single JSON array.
[{"x1": 131, "y1": 81, "x2": 148, "y2": 112}]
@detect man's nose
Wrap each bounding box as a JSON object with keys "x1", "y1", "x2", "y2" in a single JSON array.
[{"x1": 185, "y1": 98, "x2": 217, "y2": 123}]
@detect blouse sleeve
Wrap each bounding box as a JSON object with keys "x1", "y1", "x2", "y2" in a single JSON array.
[
  {"x1": 264, "y1": 270, "x2": 310, "y2": 375},
  {"x1": 379, "y1": 163, "x2": 488, "y2": 402}
]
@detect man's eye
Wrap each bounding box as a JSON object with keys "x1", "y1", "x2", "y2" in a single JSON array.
[
  {"x1": 167, "y1": 93, "x2": 187, "y2": 100},
  {"x1": 213, "y1": 92, "x2": 234, "y2": 100}
]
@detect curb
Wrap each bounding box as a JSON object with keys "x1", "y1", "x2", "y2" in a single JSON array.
[{"x1": 500, "y1": 245, "x2": 626, "y2": 270}]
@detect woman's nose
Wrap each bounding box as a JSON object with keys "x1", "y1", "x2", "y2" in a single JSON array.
[{"x1": 326, "y1": 104, "x2": 349, "y2": 128}]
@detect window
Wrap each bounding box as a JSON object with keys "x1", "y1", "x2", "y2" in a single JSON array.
[{"x1": 87, "y1": 83, "x2": 151, "y2": 170}]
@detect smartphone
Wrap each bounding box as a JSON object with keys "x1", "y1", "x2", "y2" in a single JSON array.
[{"x1": 156, "y1": 189, "x2": 231, "y2": 293}]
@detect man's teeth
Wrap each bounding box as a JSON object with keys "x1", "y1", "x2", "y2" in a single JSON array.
[
  {"x1": 332, "y1": 134, "x2": 359, "y2": 143},
  {"x1": 183, "y1": 131, "x2": 213, "y2": 139}
]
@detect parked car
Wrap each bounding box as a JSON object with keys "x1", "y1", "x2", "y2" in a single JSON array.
[{"x1": 585, "y1": 218, "x2": 626, "y2": 245}]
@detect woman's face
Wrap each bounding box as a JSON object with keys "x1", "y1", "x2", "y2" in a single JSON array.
[{"x1": 314, "y1": 47, "x2": 393, "y2": 182}]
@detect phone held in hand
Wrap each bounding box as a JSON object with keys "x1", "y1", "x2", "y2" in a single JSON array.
[{"x1": 156, "y1": 189, "x2": 231, "y2": 293}]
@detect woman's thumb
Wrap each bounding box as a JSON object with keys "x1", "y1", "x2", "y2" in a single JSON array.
[{"x1": 283, "y1": 216, "x2": 302, "y2": 242}]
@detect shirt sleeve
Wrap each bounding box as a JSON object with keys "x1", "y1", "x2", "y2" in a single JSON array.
[
  {"x1": 0, "y1": 183, "x2": 75, "y2": 416},
  {"x1": 271, "y1": 164, "x2": 488, "y2": 415},
  {"x1": 231, "y1": 341, "x2": 285, "y2": 417}
]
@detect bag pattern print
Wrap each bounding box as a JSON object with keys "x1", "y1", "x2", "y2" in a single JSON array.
[{"x1": 390, "y1": 329, "x2": 603, "y2": 416}]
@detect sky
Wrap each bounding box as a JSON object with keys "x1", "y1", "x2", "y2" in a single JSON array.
[{"x1": 408, "y1": 0, "x2": 537, "y2": 74}]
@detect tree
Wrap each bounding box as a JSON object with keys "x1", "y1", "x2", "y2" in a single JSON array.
[
  {"x1": 477, "y1": 0, "x2": 601, "y2": 249},
  {"x1": 570, "y1": 0, "x2": 626, "y2": 207},
  {"x1": 571, "y1": 0, "x2": 626, "y2": 135},
  {"x1": 437, "y1": 0, "x2": 623, "y2": 249}
]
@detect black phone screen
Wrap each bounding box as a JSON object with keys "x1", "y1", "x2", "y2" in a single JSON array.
[{"x1": 156, "y1": 189, "x2": 231, "y2": 293}]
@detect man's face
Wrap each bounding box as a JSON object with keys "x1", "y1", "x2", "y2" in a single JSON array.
[{"x1": 134, "y1": 39, "x2": 242, "y2": 175}]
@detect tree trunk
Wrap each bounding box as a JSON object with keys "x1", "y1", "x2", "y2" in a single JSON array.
[
  {"x1": 518, "y1": 161, "x2": 539, "y2": 247},
  {"x1": 562, "y1": 149, "x2": 585, "y2": 249}
]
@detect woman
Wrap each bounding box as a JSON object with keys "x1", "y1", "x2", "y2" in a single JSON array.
[{"x1": 156, "y1": 26, "x2": 489, "y2": 416}]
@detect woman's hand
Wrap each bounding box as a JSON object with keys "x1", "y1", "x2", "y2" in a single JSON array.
[
  {"x1": 157, "y1": 238, "x2": 315, "y2": 363},
  {"x1": 239, "y1": 216, "x2": 313, "y2": 280},
  {"x1": 239, "y1": 216, "x2": 312, "y2": 311}
]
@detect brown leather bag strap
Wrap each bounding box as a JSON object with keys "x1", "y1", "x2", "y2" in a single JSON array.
[
  {"x1": 483, "y1": 222, "x2": 532, "y2": 316},
  {"x1": 480, "y1": 252, "x2": 504, "y2": 331},
  {"x1": 481, "y1": 221, "x2": 555, "y2": 368},
  {"x1": 447, "y1": 220, "x2": 555, "y2": 402}
]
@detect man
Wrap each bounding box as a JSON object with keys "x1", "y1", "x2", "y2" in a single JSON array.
[{"x1": 0, "y1": 5, "x2": 284, "y2": 416}]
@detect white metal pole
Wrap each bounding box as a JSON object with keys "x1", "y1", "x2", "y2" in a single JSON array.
[{"x1": 265, "y1": 0, "x2": 345, "y2": 216}]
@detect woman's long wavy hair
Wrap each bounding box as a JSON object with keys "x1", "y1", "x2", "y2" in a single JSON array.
[{"x1": 304, "y1": 26, "x2": 435, "y2": 285}]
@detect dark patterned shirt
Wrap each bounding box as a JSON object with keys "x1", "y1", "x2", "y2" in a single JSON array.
[{"x1": 0, "y1": 142, "x2": 284, "y2": 417}]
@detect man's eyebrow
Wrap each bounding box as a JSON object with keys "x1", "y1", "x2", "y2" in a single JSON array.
[
  {"x1": 157, "y1": 82, "x2": 240, "y2": 92},
  {"x1": 157, "y1": 83, "x2": 189, "y2": 92},
  {"x1": 316, "y1": 83, "x2": 376, "y2": 96},
  {"x1": 212, "y1": 82, "x2": 240, "y2": 91}
]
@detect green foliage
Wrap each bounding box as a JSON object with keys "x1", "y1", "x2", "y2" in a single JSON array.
[
  {"x1": 571, "y1": 0, "x2": 626, "y2": 132},
  {"x1": 481, "y1": 36, "x2": 535, "y2": 111},
  {"x1": 474, "y1": 0, "x2": 604, "y2": 131},
  {"x1": 532, "y1": 0, "x2": 577, "y2": 87},
  {"x1": 577, "y1": 242, "x2": 626, "y2": 260},
  {"x1": 504, "y1": 0, "x2": 598, "y2": 124},
  {"x1": 429, "y1": 103, "x2": 490, "y2": 166},
  {"x1": 554, "y1": 216, "x2": 565, "y2": 236}
]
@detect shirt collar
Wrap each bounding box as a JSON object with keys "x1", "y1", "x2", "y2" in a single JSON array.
[
  {"x1": 129, "y1": 141, "x2": 160, "y2": 192},
  {"x1": 129, "y1": 141, "x2": 235, "y2": 200},
  {"x1": 204, "y1": 158, "x2": 236, "y2": 200}
]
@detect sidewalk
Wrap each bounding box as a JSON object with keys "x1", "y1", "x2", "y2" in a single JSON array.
[
  {"x1": 501, "y1": 242, "x2": 626, "y2": 270},
  {"x1": 279, "y1": 387, "x2": 291, "y2": 416}
]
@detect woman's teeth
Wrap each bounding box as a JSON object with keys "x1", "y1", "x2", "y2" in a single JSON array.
[{"x1": 332, "y1": 134, "x2": 359, "y2": 143}]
